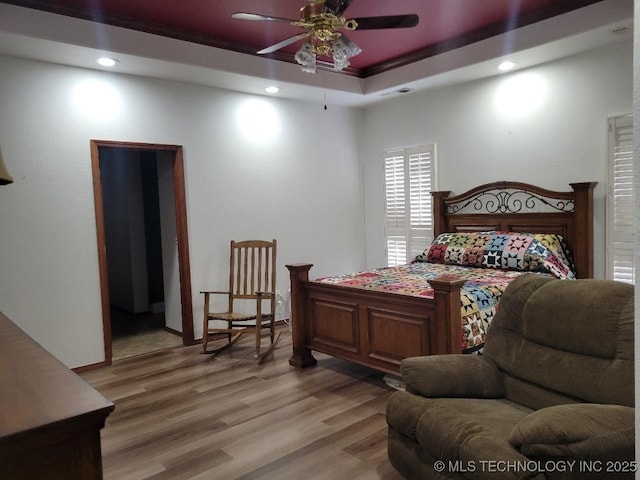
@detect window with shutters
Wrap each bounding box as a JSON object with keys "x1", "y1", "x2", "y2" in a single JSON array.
[
  {"x1": 606, "y1": 114, "x2": 634, "y2": 284},
  {"x1": 384, "y1": 145, "x2": 436, "y2": 267}
]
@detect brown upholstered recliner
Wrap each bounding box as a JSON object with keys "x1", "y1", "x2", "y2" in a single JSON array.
[{"x1": 386, "y1": 274, "x2": 634, "y2": 480}]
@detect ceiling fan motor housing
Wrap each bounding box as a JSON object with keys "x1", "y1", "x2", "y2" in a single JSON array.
[{"x1": 295, "y1": 1, "x2": 357, "y2": 57}]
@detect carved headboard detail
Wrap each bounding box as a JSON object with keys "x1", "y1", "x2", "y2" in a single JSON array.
[{"x1": 432, "y1": 181, "x2": 597, "y2": 278}]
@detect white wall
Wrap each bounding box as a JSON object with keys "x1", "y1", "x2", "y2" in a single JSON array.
[
  {"x1": 0, "y1": 54, "x2": 365, "y2": 368},
  {"x1": 0, "y1": 37, "x2": 632, "y2": 368},
  {"x1": 361, "y1": 39, "x2": 633, "y2": 276}
]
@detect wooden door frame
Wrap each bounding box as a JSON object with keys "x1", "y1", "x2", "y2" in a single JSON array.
[{"x1": 90, "y1": 140, "x2": 195, "y2": 366}]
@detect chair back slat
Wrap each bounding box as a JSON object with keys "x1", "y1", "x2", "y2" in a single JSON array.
[{"x1": 229, "y1": 240, "x2": 277, "y2": 299}]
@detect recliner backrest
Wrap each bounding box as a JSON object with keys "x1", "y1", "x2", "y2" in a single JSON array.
[{"x1": 483, "y1": 274, "x2": 634, "y2": 410}]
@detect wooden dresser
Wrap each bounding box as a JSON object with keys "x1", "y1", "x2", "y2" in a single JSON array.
[{"x1": 0, "y1": 311, "x2": 114, "y2": 479}]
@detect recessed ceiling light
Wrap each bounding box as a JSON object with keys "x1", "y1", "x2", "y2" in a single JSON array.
[
  {"x1": 265, "y1": 86, "x2": 280, "y2": 94},
  {"x1": 97, "y1": 57, "x2": 118, "y2": 67},
  {"x1": 498, "y1": 61, "x2": 516, "y2": 72}
]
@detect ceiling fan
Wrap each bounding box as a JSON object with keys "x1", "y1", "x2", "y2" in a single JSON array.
[{"x1": 232, "y1": 0, "x2": 419, "y2": 73}]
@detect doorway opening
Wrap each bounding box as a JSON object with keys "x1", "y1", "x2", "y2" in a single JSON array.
[{"x1": 91, "y1": 140, "x2": 195, "y2": 366}]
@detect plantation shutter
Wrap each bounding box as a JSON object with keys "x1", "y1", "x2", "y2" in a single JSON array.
[
  {"x1": 384, "y1": 145, "x2": 436, "y2": 266},
  {"x1": 607, "y1": 115, "x2": 635, "y2": 284}
]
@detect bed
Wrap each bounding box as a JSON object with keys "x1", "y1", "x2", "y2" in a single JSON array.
[{"x1": 286, "y1": 181, "x2": 596, "y2": 376}]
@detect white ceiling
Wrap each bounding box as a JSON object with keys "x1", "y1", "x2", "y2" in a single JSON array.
[{"x1": 0, "y1": 0, "x2": 633, "y2": 108}]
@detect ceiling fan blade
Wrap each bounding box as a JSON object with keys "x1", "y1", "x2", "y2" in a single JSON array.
[
  {"x1": 323, "y1": 0, "x2": 353, "y2": 16},
  {"x1": 352, "y1": 14, "x2": 419, "y2": 30},
  {"x1": 232, "y1": 12, "x2": 297, "y2": 23},
  {"x1": 257, "y1": 33, "x2": 310, "y2": 54}
]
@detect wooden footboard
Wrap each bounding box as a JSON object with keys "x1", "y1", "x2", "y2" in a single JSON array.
[{"x1": 286, "y1": 264, "x2": 466, "y2": 375}]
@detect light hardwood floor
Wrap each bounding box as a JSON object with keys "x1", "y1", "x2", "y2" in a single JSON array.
[
  {"x1": 110, "y1": 309, "x2": 183, "y2": 360},
  {"x1": 81, "y1": 328, "x2": 404, "y2": 480}
]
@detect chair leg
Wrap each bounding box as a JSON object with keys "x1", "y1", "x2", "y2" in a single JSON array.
[
  {"x1": 202, "y1": 293, "x2": 210, "y2": 354},
  {"x1": 255, "y1": 316, "x2": 262, "y2": 357},
  {"x1": 202, "y1": 318, "x2": 208, "y2": 354},
  {"x1": 270, "y1": 316, "x2": 275, "y2": 343}
]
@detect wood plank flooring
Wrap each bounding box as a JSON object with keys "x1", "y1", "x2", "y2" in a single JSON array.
[
  {"x1": 81, "y1": 328, "x2": 404, "y2": 480},
  {"x1": 111, "y1": 309, "x2": 183, "y2": 360}
]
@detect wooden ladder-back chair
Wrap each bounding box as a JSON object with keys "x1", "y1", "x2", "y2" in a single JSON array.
[{"x1": 201, "y1": 239, "x2": 280, "y2": 362}]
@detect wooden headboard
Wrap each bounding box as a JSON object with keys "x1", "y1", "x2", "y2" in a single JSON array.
[{"x1": 432, "y1": 181, "x2": 597, "y2": 278}]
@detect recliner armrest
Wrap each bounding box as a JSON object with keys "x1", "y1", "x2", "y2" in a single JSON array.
[
  {"x1": 509, "y1": 403, "x2": 635, "y2": 458},
  {"x1": 401, "y1": 355, "x2": 504, "y2": 398}
]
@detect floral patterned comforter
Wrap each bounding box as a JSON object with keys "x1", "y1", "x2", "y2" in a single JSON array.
[{"x1": 314, "y1": 262, "x2": 536, "y2": 351}]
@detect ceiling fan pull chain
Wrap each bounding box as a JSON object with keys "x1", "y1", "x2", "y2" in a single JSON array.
[{"x1": 323, "y1": 71, "x2": 328, "y2": 110}]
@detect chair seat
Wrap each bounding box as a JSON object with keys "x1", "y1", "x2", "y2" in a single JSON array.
[
  {"x1": 207, "y1": 312, "x2": 257, "y2": 322},
  {"x1": 388, "y1": 393, "x2": 534, "y2": 468}
]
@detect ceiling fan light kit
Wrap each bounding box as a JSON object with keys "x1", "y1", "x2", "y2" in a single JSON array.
[
  {"x1": 331, "y1": 36, "x2": 362, "y2": 72},
  {"x1": 294, "y1": 41, "x2": 317, "y2": 73},
  {"x1": 232, "y1": 0, "x2": 418, "y2": 74}
]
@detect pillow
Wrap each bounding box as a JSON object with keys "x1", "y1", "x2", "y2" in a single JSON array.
[
  {"x1": 416, "y1": 231, "x2": 576, "y2": 279},
  {"x1": 509, "y1": 404, "x2": 635, "y2": 458}
]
